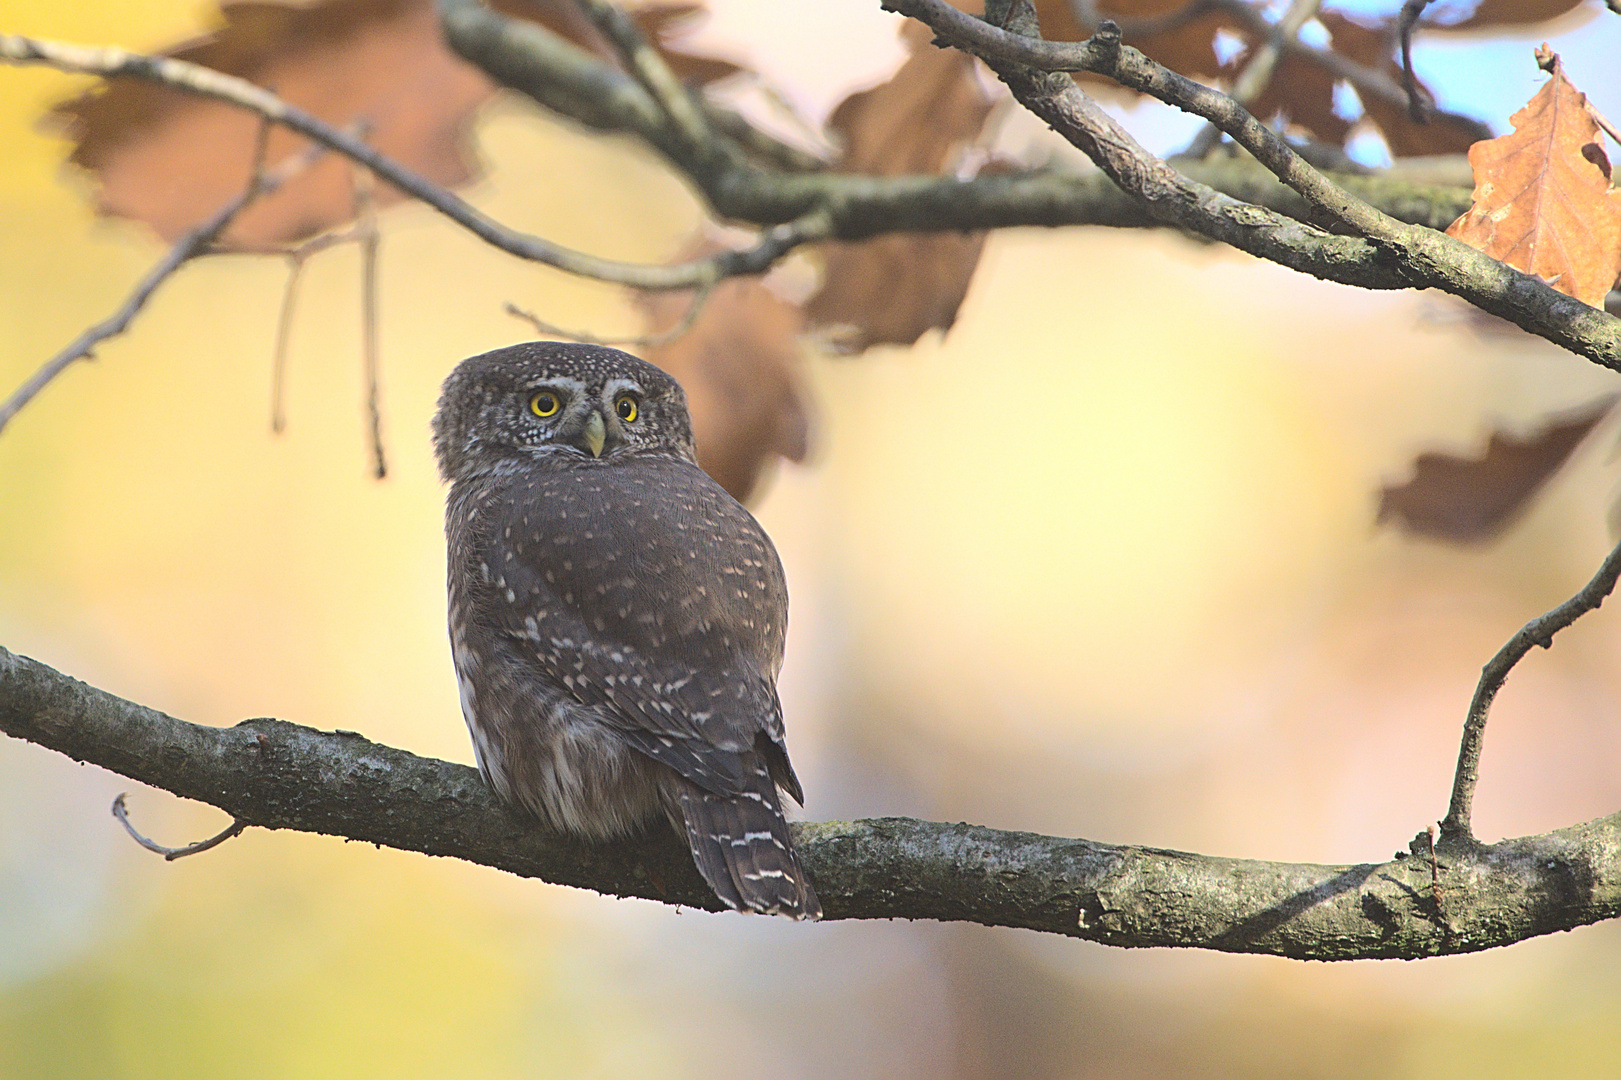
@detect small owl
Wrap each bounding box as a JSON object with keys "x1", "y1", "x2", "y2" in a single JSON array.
[{"x1": 433, "y1": 341, "x2": 820, "y2": 919}]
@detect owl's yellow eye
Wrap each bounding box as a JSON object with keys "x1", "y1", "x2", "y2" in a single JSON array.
[
  {"x1": 529, "y1": 391, "x2": 561, "y2": 418},
  {"x1": 615, "y1": 394, "x2": 639, "y2": 423}
]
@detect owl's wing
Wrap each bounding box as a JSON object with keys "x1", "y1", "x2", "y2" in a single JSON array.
[{"x1": 481, "y1": 458, "x2": 800, "y2": 800}]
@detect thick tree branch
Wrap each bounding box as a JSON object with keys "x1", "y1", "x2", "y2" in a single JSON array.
[
  {"x1": 3, "y1": 644, "x2": 1618, "y2": 956},
  {"x1": 436, "y1": 0, "x2": 1469, "y2": 236},
  {"x1": 889, "y1": 0, "x2": 1621, "y2": 370}
]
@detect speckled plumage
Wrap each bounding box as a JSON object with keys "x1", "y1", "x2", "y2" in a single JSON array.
[{"x1": 433, "y1": 341, "x2": 819, "y2": 919}]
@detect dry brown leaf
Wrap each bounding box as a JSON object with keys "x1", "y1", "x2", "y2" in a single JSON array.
[
  {"x1": 803, "y1": 19, "x2": 995, "y2": 351},
  {"x1": 49, "y1": 0, "x2": 739, "y2": 247},
  {"x1": 1035, "y1": 0, "x2": 1229, "y2": 79},
  {"x1": 54, "y1": 0, "x2": 494, "y2": 246},
  {"x1": 631, "y1": 3, "x2": 742, "y2": 86},
  {"x1": 1244, "y1": 48, "x2": 1351, "y2": 147},
  {"x1": 1437, "y1": 0, "x2": 1589, "y2": 32},
  {"x1": 1445, "y1": 48, "x2": 1621, "y2": 308},
  {"x1": 639, "y1": 255, "x2": 808, "y2": 503},
  {"x1": 1377, "y1": 395, "x2": 1617, "y2": 543},
  {"x1": 1319, "y1": 13, "x2": 1488, "y2": 158}
]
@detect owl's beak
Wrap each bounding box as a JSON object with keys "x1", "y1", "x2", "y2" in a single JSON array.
[{"x1": 579, "y1": 409, "x2": 607, "y2": 458}]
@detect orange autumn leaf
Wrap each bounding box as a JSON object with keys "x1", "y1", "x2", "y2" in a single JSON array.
[
  {"x1": 639, "y1": 251, "x2": 809, "y2": 503},
  {"x1": 49, "y1": 0, "x2": 740, "y2": 248},
  {"x1": 1445, "y1": 48, "x2": 1621, "y2": 308},
  {"x1": 804, "y1": 19, "x2": 995, "y2": 351}
]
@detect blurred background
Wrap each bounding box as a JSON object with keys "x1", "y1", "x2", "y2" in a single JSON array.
[{"x1": 3, "y1": 0, "x2": 1621, "y2": 1076}]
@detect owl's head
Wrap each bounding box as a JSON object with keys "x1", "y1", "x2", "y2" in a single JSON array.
[{"x1": 433, "y1": 341, "x2": 697, "y2": 483}]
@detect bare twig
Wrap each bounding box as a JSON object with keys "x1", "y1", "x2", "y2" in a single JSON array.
[
  {"x1": 1442, "y1": 537, "x2": 1621, "y2": 842},
  {"x1": 0, "y1": 132, "x2": 320, "y2": 436},
  {"x1": 111, "y1": 792, "x2": 247, "y2": 861},
  {"x1": 1397, "y1": 0, "x2": 1435, "y2": 122},
  {"x1": 270, "y1": 256, "x2": 306, "y2": 435},
  {"x1": 1589, "y1": 101, "x2": 1621, "y2": 149},
  {"x1": 504, "y1": 280, "x2": 714, "y2": 348},
  {"x1": 353, "y1": 164, "x2": 387, "y2": 479}
]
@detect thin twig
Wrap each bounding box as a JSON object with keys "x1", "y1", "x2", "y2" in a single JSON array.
[
  {"x1": 1397, "y1": 0, "x2": 1434, "y2": 122},
  {"x1": 1589, "y1": 101, "x2": 1621, "y2": 149},
  {"x1": 111, "y1": 793, "x2": 247, "y2": 861},
  {"x1": 263, "y1": 228, "x2": 372, "y2": 434},
  {"x1": 354, "y1": 164, "x2": 387, "y2": 479},
  {"x1": 504, "y1": 280, "x2": 714, "y2": 348},
  {"x1": 1442, "y1": 537, "x2": 1621, "y2": 841},
  {"x1": 0, "y1": 132, "x2": 321, "y2": 436},
  {"x1": 270, "y1": 256, "x2": 307, "y2": 434}
]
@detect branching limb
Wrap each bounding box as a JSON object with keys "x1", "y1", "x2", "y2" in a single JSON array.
[
  {"x1": 1442, "y1": 538, "x2": 1621, "y2": 843},
  {"x1": 0, "y1": 33, "x2": 818, "y2": 291},
  {"x1": 3, "y1": 645, "x2": 1618, "y2": 954},
  {"x1": 886, "y1": 0, "x2": 1621, "y2": 370}
]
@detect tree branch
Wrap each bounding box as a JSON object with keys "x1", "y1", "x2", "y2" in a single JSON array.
[
  {"x1": 887, "y1": 0, "x2": 1621, "y2": 371},
  {"x1": 0, "y1": 128, "x2": 314, "y2": 435},
  {"x1": 1442, "y1": 537, "x2": 1621, "y2": 843},
  {"x1": 0, "y1": 33, "x2": 826, "y2": 291},
  {"x1": 3, "y1": 644, "x2": 1618, "y2": 956}
]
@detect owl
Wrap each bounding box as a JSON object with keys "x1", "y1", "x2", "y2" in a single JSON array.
[{"x1": 432, "y1": 340, "x2": 820, "y2": 919}]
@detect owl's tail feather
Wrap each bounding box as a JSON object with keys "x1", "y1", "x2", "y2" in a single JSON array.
[{"x1": 670, "y1": 759, "x2": 821, "y2": 921}]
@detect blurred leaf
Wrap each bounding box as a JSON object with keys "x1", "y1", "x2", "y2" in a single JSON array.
[
  {"x1": 803, "y1": 19, "x2": 995, "y2": 351},
  {"x1": 1034, "y1": 0, "x2": 1229, "y2": 79},
  {"x1": 639, "y1": 250, "x2": 808, "y2": 503},
  {"x1": 1244, "y1": 48, "x2": 1351, "y2": 147},
  {"x1": 1436, "y1": 0, "x2": 1590, "y2": 32},
  {"x1": 631, "y1": 3, "x2": 743, "y2": 86},
  {"x1": 51, "y1": 0, "x2": 494, "y2": 247},
  {"x1": 48, "y1": 0, "x2": 740, "y2": 248},
  {"x1": 1378, "y1": 395, "x2": 1617, "y2": 542},
  {"x1": 1445, "y1": 48, "x2": 1621, "y2": 308},
  {"x1": 1319, "y1": 13, "x2": 1490, "y2": 157}
]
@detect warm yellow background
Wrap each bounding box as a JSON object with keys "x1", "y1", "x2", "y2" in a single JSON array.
[{"x1": 4, "y1": 2, "x2": 1621, "y2": 1077}]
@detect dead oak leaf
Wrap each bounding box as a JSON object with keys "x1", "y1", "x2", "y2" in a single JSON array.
[
  {"x1": 803, "y1": 19, "x2": 995, "y2": 352},
  {"x1": 1318, "y1": 12, "x2": 1489, "y2": 158},
  {"x1": 49, "y1": 0, "x2": 740, "y2": 248},
  {"x1": 1434, "y1": 0, "x2": 1590, "y2": 32},
  {"x1": 639, "y1": 252, "x2": 808, "y2": 503},
  {"x1": 1377, "y1": 395, "x2": 1617, "y2": 543},
  {"x1": 52, "y1": 0, "x2": 495, "y2": 247},
  {"x1": 1035, "y1": 0, "x2": 1229, "y2": 80},
  {"x1": 1445, "y1": 48, "x2": 1621, "y2": 308}
]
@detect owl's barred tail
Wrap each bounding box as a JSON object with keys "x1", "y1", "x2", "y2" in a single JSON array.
[{"x1": 669, "y1": 762, "x2": 821, "y2": 920}]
